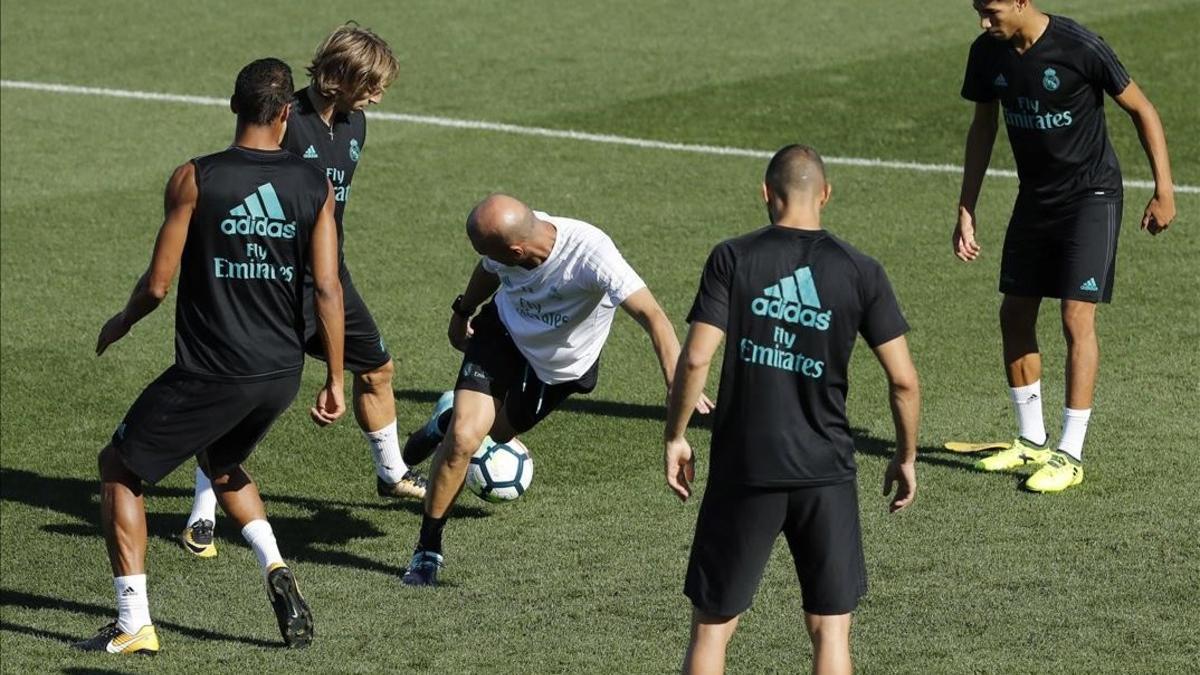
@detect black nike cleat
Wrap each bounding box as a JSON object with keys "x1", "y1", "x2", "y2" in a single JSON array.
[{"x1": 265, "y1": 564, "x2": 314, "y2": 648}]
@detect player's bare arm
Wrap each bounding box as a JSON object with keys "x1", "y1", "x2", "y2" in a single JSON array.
[
  {"x1": 663, "y1": 321, "x2": 724, "y2": 501},
  {"x1": 96, "y1": 162, "x2": 196, "y2": 356},
  {"x1": 954, "y1": 100, "x2": 1000, "y2": 262},
  {"x1": 1112, "y1": 81, "x2": 1177, "y2": 235},
  {"x1": 310, "y1": 182, "x2": 346, "y2": 427},
  {"x1": 448, "y1": 260, "x2": 501, "y2": 351},
  {"x1": 872, "y1": 335, "x2": 920, "y2": 512},
  {"x1": 621, "y1": 287, "x2": 715, "y2": 415}
]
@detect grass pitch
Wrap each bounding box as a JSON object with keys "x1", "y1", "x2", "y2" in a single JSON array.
[{"x1": 2, "y1": 1, "x2": 1198, "y2": 672}]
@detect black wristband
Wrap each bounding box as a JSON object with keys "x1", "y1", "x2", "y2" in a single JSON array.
[{"x1": 451, "y1": 294, "x2": 474, "y2": 318}]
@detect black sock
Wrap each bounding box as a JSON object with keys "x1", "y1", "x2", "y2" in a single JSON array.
[{"x1": 417, "y1": 513, "x2": 448, "y2": 554}]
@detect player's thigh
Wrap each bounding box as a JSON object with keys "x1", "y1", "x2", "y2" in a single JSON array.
[
  {"x1": 202, "y1": 375, "x2": 302, "y2": 478},
  {"x1": 455, "y1": 303, "x2": 523, "y2": 401},
  {"x1": 501, "y1": 357, "x2": 599, "y2": 436},
  {"x1": 685, "y1": 485, "x2": 789, "y2": 617},
  {"x1": 303, "y1": 269, "x2": 392, "y2": 373},
  {"x1": 113, "y1": 368, "x2": 255, "y2": 485},
  {"x1": 1057, "y1": 196, "x2": 1122, "y2": 304},
  {"x1": 782, "y1": 480, "x2": 866, "y2": 616},
  {"x1": 1000, "y1": 206, "x2": 1060, "y2": 299}
]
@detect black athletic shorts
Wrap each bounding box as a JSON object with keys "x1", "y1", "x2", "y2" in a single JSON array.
[
  {"x1": 685, "y1": 480, "x2": 866, "y2": 617},
  {"x1": 111, "y1": 366, "x2": 302, "y2": 485},
  {"x1": 303, "y1": 265, "x2": 391, "y2": 373},
  {"x1": 1000, "y1": 191, "x2": 1122, "y2": 303},
  {"x1": 454, "y1": 302, "x2": 599, "y2": 434}
]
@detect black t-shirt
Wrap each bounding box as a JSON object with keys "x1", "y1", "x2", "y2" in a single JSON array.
[
  {"x1": 962, "y1": 15, "x2": 1131, "y2": 207},
  {"x1": 175, "y1": 147, "x2": 328, "y2": 381},
  {"x1": 282, "y1": 88, "x2": 366, "y2": 256},
  {"x1": 688, "y1": 227, "x2": 909, "y2": 488}
]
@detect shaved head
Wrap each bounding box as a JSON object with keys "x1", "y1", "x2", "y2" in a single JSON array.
[
  {"x1": 764, "y1": 144, "x2": 827, "y2": 201},
  {"x1": 466, "y1": 193, "x2": 557, "y2": 268},
  {"x1": 467, "y1": 193, "x2": 537, "y2": 248}
]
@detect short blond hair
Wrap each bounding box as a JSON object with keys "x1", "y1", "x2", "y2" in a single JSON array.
[{"x1": 307, "y1": 23, "x2": 399, "y2": 101}]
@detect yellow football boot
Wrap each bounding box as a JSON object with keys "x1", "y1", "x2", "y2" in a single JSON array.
[
  {"x1": 72, "y1": 622, "x2": 159, "y2": 655},
  {"x1": 974, "y1": 437, "x2": 1052, "y2": 472},
  {"x1": 1025, "y1": 451, "x2": 1083, "y2": 493}
]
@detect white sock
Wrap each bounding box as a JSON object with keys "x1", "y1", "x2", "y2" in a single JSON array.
[
  {"x1": 114, "y1": 574, "x2": 151, "y2": 634},
  {"x1": 1057, "y1": 407, "x2": 1092, "y2": 461},
  {"x1": 188, "y1": 466, "x2": 218, "y2": 526},
  {"x1": 365, "y1": 421, "x2": 409, "y2": 483},
  {"x1": 1010, "y1": 381, "x2": 1047, "y2": 446},
  {"x1": 241, "y1": 519, "x2": 284, "y2": 575}
]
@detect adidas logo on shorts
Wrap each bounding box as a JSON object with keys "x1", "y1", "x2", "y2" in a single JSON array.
[{"x1": 1079, "y1": 277, "x2": 1099, "y2": 292}]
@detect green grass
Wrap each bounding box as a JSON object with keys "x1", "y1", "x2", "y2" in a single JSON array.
[{"x1": 3, "y1": 1, "x2": 1199, "y2": 672}]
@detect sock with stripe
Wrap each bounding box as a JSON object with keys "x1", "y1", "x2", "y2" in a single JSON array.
[
  {"x1": 365, "y1": 421, "x2": 410, "y2": 483},
  {"x1": 114, "y1": 574, "x2": 151, "y2": 634},
  {"x1": 1010, "y1": 381, "x2": 1047, "y2": 446}
]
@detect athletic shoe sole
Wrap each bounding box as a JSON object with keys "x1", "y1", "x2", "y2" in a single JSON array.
[{"x1": 266, "y1": 567, "x2": 314, "y2": 648}]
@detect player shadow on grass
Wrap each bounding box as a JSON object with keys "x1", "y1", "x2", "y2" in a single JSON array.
[
  {"x1": 0, "y1": 468, "x2": 487, "y2": 579},
  {"x1": 393, "y1": 387, "x2": 712, "y2": 428},
  {"x1": 0, "y1": 588, "x2": 278, "y2": 648},
  {"x1": 851, "y1": 429, "x2": 981, "y2": 473}
]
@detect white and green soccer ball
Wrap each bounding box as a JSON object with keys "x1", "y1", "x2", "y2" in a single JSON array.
[{"x1": 466, "y1": 437, "x2": 534, "y2": 503}]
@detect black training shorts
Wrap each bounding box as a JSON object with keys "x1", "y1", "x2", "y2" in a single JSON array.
[
  {"x1": 1000, "y1": 191, "x2": 1122, "y2": 303},
  {"x1": 454, "y1": 302, "x2": 598, "y2": 434},
  {"x1": 303, "y1": 266, "x2": 391, "y2": 373},
  {"x1": 685, "y1": 479, "x2": 866, "y2": 617},
  {"x1": 111, "y1": 366, "x2": 301, "y2": 484}
]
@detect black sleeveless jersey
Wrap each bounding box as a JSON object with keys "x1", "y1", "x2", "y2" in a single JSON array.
[
  {"x1": 282, "y1": 88, "x2": 366, "y2": 256},
  {"x1": 175, "y1": 147, "x2": 328, "y2": 381}
]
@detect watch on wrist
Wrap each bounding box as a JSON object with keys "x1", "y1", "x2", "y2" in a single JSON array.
[{"x1": 451, "y1": 294, "x2": 473, "y2": 318}]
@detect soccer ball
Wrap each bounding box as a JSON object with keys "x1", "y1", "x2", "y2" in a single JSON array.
[{"x1": 466, "y1": 437, "x2": 534, "y2": 503}]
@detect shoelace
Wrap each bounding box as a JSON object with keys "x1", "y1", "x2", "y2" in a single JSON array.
[
  {"x1": 412, "y1": 553, "x2": 444, "y2": 571},
  {"x1": 404, "y1": 471, "x2": 429, "y2": 488},
  {"x1": 191, "y1": 520, "x2": 214, "y2": 539}
]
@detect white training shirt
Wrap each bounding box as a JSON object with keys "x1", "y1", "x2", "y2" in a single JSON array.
[{"x1": 480, "y1": 211, "x2": 646, "y2": 384}]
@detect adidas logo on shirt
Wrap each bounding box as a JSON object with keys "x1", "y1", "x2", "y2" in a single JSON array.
[
  {"x1": 220, "y1": 183, "x2": 297, "y2": 239},
  {"x1": 750, "y1": 266, "x2": 832, "y2": 331},
  {"x1": 303, "y1": 145, "x2": 319, "y2": 159},
  {"x1": 994, "y1": 73, "x2": 1008, "y2": 88},
  {"x1": 1079, "y1": 277, "x2": 1099, "y2": 292}
]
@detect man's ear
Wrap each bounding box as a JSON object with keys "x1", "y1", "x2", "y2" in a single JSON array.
[
  {"x1": 819, "y1": 182, "x2": 833, "y2": 208},
  {"x1": 760, "y1": 182, "x2": 770, "y2": 203},
  {"x1": 229, "y1": 96, "x2": 238, "y2": 115}
]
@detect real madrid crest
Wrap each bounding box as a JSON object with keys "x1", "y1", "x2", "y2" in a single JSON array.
[
  {"x1": 1042, "y1": 67, "x2": 1060, "y2": 92},
  {"x1": 349, "y1": 138, "x2": 361, "y2": 162}
]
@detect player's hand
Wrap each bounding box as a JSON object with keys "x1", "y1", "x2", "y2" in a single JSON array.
[
  {"x1": 953, "y1": 207, "x2": 982, "y2": 262},
  {"x1": 883, "y1": 457, "x2": 916, "y2": 513},
  {"x1": 664, "y1": 436, "x2": 695, "y2": 502},
  {"x1": 95, "y1": 312, "x2": 131, "y2": 356},
  {"x1": 693, "y1": 393, "x2": 716, "y2": 415},
  {"x1": 1141, "y1": 192, "x2": 1176, "y2": 236},
  {"x1": 310, "y1": 380, "x2": 345, "y2": 426},
  {"x1": 448, "y1": 313, "x2": 474, "y2": 352}
]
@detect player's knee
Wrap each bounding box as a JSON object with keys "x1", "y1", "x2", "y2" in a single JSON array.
[
  {"x1": 445, "y1": 427, "x2": 487, "y2": 463},
  {"x1": 999, "y1": 297, "x2": 1038, "y2": 329},
  {"x1": 804, "y1": 613, "x2": 851, "y2": 644},
  {"x1": 355, "y1": 359, "x2": 394, "y2": 390},
  {"x1": 1060, "y1": 304, "x2": 1096, "y2": 343}
]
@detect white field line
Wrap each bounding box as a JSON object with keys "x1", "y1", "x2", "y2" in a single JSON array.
[{"x1": 2, "y1": 78, "x2": 1195, "y2": 194}]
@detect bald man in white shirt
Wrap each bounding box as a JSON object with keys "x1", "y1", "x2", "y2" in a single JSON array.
[{"x1": 401, "y1": 193, "x2": 713, "y2": 586}]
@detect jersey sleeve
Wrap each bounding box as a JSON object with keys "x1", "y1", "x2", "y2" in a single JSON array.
[
  {"x1": 1080, "y1": 33, "x2": 1131, "y2": 96},
  {"x1": 589, "y1": 236, "x2": 646, "y2": 305},
  {"x1": 858, "y1": 259, "x2": 909, "y2": 348},
  {"x1": 686, "y1": 243, "x2": 734, "y2": 330},
  {"x1": 961, "y1": 37, "x2": 996, "y2": 103}
]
